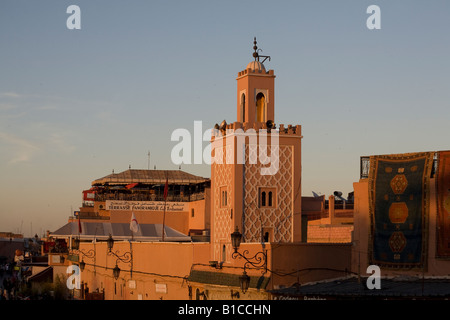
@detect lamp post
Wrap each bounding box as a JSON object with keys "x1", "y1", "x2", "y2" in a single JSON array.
[
  {"x1": 70, "y1": 236, "x2": 95, "y2": 259},
  {"x1": 230, "y1": 226, "x2": 267, "y2": 294},
  {"x1": 113, "y1": 264, "x2": 121, "y2": 280},
  {"x1": 231, "y1": 227, "x2": 267, "y2": 272},
  {"x1": 231, "y1": 227, "x2": 242, "y2": 250},
  {"x1": 107, "y1": 234, "x2": 114, "y2": 252},
  {"x1": 106, "y1": 234, "x2": 133, "y2": 279}
]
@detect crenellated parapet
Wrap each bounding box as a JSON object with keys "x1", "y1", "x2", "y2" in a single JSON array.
[
  {"x1": 237, "y1": 67, "x2": 275, "y2": 78},
  {"x1": 211, "y1": 121, "x2": 301, "y2": 139}
]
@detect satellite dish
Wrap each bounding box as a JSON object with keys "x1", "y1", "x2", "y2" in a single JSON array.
[
  {"x1": 333, "y1": 191, "x2": 343, "y2": 197},
  {"x1": 333, "y1": 191, "x2": 347, "y2": 201},
  {"x1": 219, "y1": 120, "x2": 227, "y2": 131},
  {"x1": 312, "y1": 191, "x2": 321, "y2": 198},
  {"x1": 266, "y1": 120, "x2": 275, "y2": 130}
]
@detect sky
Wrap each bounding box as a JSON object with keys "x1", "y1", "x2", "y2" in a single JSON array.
[{"x1": 1, "y1": 1, "x2": 449, "y2": 237}]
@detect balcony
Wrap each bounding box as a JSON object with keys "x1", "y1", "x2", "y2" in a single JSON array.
[{"x1": 94, "y1": 191, "x2": 205, "y2": 203}]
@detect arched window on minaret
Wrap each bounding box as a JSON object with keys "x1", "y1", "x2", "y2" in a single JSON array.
[
  {"x1": 256, "y1": 92, "x2": 266, "y2": 122},
  {"x1": 261, "y1": 191, "x2": 266, "y2": 207},
  {"x1": 241, "y1": 93, "x2": 246, "y2": 122},
  {"x1": 222, "y1": 244, "x2": 226, "y2": 262}
]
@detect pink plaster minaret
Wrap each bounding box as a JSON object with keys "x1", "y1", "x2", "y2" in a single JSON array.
[{"x1": 210, "y1": 38, "x2": 303, "y2": 263}]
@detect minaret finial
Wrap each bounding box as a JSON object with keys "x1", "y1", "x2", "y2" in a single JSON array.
[
  {"x1": 251, "y1": 37, "x2": 271, "y2": 64},
  {"x1": 253, "y1": 37, "x2": 258, "y2": 61}
]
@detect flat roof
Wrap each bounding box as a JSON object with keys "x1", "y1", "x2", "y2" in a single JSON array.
[{"x1": 269, "y1": 275, "x2": 450, "y2": 299}]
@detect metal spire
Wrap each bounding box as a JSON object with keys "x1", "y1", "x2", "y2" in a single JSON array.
[
  {"x1": 252, "y1": 37, "x2": 271, "y2": 64},
  {"x1": 253, "y1": 37, "x2": 259, "y2": 61}
]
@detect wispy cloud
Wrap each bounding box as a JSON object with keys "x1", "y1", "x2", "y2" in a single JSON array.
[
  {"x1": 47, "y1": 133, "x2": 76, "y2": 154},
  {"x1": 1, "y1": 112, "x2": 26, "y2": 119},
  {"x1": 0, "y1": 103, "x2": 16, "y2": 110},
  {"x1": 36, "y1": 105, "x2": 61, "y2": 111},
  {"x1": 0, "y1": 92, "x2": 21, "y2": 98},
  {"x1": 0, "y1": 129, "x2": 76, "y2": 164},
  {"x1": 0, "y1": 131, "x2": 40, "y2": 164},
  {"x1": 95, "y1": 110, "x2": 119, "y2": 125}
]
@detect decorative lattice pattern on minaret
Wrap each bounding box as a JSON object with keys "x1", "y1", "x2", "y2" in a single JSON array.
[
  {"x1": 243, "y1": 145, "x2": 293, "y2": 243},
  {"x1": 212, "y1": 144, "x2": 234, "y2": 262}
]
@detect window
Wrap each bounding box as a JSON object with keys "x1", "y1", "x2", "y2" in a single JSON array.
[
  {"x1": 262, "y1": 227, "x2": 273, "y2": 242},
  {"x1": 222, "y1": 244, "x2": 226, "y2": 262},
  {"x1": 259, "y1": 188, "x2": 276, "y2": 208},
  {"x1": 220, "y1": 187, "x2": 228, "y2": 208},
  {"x1": 241, "y1": 93, "x2": 246, "y2": 122},
  {"x1": 256, "y1": 92, "x2": 266, "y2": 122},
  {"x1": 191, "y1": 208, "x2": 195, "y2": 217}
]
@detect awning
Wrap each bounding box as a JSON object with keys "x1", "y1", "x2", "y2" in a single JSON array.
[
  {"x1": 50, "y1": 222, "x2": 191, "y2": 242},
  {"x1": 27, "y1": 267, "x2": 53, "y2": 283},
  {"x1": 188, "y1": 269, "x2": 270, "y2": 290},
  {"x1": 92, "y1": 169, "x2": 209, "y2": 186}
]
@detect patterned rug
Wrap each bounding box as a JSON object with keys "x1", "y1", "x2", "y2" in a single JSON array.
[
  {"x1": 436, "y1": 150, "x2": 450, "y2": 258},
  {"x1": 368, "y1": 152, "x2": 434, "y2": 269}
]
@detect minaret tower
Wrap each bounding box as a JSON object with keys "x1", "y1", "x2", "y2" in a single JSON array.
[{"x1": 210, "y1": 38, "x2": 303, "y2": 263}]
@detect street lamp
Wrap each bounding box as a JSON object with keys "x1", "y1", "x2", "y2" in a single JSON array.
[
  {"x1": 70, "y1": 237, "x2": 95, "y2": 259},
  {"x1": 239, "y1": 270, "x2": 250, "y2": 294},
  {"x1": 106, "y1": 234, "x2": 132, "y2": 263},
  {"x1": 79, "y1": 259, "x2": 86, "y2": 271},
  {"x1": 231, "y1": 226, "x2": 267, "y2": 272},
  {"x1": 106, "y1": 234, "x2": 132, "y2": 279},
  {"x1": 230, "y1": 226, "x2": 267, "y2": 294},
  {"x1": 231, "y1": 227, "x2": 242, "y2": 252},
  {"x1": 113, "y1": 264, "x2": 121, "y2": 280},
  {"x1": 107, "y1": 234, "x2": 115, "y2": 252}
]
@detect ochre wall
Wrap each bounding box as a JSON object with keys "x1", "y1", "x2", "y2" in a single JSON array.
[
  {"x1": 269, "y1": 242, "x2": 352, "y2": 289},
  {"x1": 78, "y1": 241, "x2": 211, "y2": 300},
  {"x1": 188, "y1": 194, "x2": 210, "y2": 232}
]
